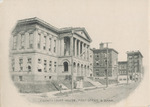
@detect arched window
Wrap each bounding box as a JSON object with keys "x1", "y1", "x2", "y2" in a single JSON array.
[{"x1": 63, "y1": 62, "x2": 68, "y2": 72}]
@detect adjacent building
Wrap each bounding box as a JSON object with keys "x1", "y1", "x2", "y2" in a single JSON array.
[
  {"x1": 92, "y1": 43, "x2": 118, "y2": 79},
  {"x1": 118, "y1": 61, "x2": 128, "y2": 84},
  {"x1": 10, "y1": 17, "x2": 93, "y2": 82},
  {"x1": 127, "y1": 51, "x2": 143, "y2": 82}
]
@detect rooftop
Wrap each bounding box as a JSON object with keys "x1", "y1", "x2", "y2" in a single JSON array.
[
  {"x1": 92, "y1": 48, "x2": 118, "y2": 54},
  {"x1": 126, "y1": 50, "x2": 143, "y2": 58},
  {"x1": 12, "y1": 17, "x2": 92, "y2": 42}
]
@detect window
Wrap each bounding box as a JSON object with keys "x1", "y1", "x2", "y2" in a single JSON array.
[
  {"x1": 134, "y1": 55, "x2": 138, "y2": 58},
  {"x1": 19, "y1": 76, "x2": 23, "y2": 81},
  {"x1": 38, "y1": 33, "x2": 41, "y2": 49},
  {"x1": 38, "y1": 59, "x2": 41, "y2": 64},
  {"x1": 49, "y1": 38, "x2": 51, "y2": 51},
  {"x1": 63, "y1": 62, "x2": 68, "y2": 72},
  {"x1": 12, "y1": 58, "x2": 15, "y2": 71},
  {"x1": 49, "y1": 61, "x2": 52, "y2": 72},
  {"x1": 13, "y1": 36, "x2": 17, "y2": 50},
  {"x1": 21, "y1": 34, "x2": 25, "y2": 49},
  {"x1": 28, "y1": 65, "x2": 31, "y2": 72},
  {"x1": 54, "y1": 40, "x2": 56, "y2": 53},
  {"x1": 104, "y1": 53, "x2": 107, "y2": 58},
  {"x1": 95, "y1": 53, "x2": 98, "y2": 57},
  {"x1": 38, "y1": 69, "x2": 42, "y2": 72},
  {"x1": 44, "y1": 60, "x2": 47, "y2": 72},
  {"x1": 43, "y1": 36, "x2": 46, "y2": 50},
  {"x1": 104, "y1": 59, "x2": 107, "y2": 66},
  {"x1": 29, "y1": 33, "x2": 34, "y2": 48},
  {"x1": 27, "y1": 58, "x2": 32, "y2": 64},
  {"x1": 129, "y1": 56, "x2": 132, "y2": 59},
  {"x1": 27, "y1": 58, "x2": 32, "y2": 72},
  {"x1": 96, "y1": 61, "x2": 99, "y2": 65},
  {"x1": 38, "y1": 59, "x2": 42, "y2": 72},
  {"x1": 54, "y1": 62, "x2": 56, "y2": 72},
  {"x1": 19, "y1": 58, "x2": 23, "y2": 71},
  {"x1": 49, "y1": 76, "x2": 51, "y2": 79}
]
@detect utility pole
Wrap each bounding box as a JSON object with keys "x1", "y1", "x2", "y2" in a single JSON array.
[{"x1": 103, "y1": 42, "x2": 112, "y2": 88}]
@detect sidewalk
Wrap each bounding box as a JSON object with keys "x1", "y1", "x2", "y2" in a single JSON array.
[
  {"x1": 20, "y1": 84, "x2": 120, "y2": 98},
  {"x1": 20, "y1": 85, "x2": 105, "y2": 97}
]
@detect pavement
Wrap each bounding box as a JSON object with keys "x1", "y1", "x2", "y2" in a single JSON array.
[
  {"x1": 21, "y1": 81, "x2": 140, "y2": 105},
  {"x1": 20, "y1": 83, "x2": 120, "y2": 99}
]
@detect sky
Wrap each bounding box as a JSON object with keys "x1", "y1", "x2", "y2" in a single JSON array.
[{"x1": 0, "y1": 0, "x2": 149, "y2": 66}]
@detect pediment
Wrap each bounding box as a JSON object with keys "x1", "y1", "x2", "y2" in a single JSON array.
[{"x1": 74, "y1": 29, "x2": 92, "y2": 42}]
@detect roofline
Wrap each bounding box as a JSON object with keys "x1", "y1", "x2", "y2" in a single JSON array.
[
  {"x1": 92, "y1": 48, "x2": 119, "y2": 54},
  {"x1": 126, "y1": 51, "x2": 143, "y2": 58},
  {"x1": 12, "y1": 17, "x2": 92, "y2": 42}
]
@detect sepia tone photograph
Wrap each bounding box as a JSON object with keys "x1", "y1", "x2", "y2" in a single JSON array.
[{"x1": 0, "y1": 0, "x2": 149, "y2": 107}]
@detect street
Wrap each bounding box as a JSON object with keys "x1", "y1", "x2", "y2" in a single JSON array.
[{"x1": 24, "y1": 81, "x2": 140, "y2": 105}]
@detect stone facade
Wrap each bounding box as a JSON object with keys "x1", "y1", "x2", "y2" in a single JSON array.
[
  {"x1": 10, "y1": 17, "x2": 93, "y2": 82},
  {"x1": 92, "y1": 44, "x2": 118, "y2": 79}
]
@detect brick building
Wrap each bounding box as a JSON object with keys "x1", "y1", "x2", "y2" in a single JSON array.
[
  {"x1": 9, "y1": 17, "x2": 93, "y2": 82},
  {"x1": 127, "y1": 51, "x2": 143, "y2": 82},
  {"x1": 118, "y1": 61, "x2": 128, "y2": 84},
  {"x1": 92, "y1": 43, "x2": 118, "y2": 79}
]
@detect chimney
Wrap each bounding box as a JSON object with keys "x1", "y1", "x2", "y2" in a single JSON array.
[{"x1": 100, "y1": 42, "x2": 104, "y2": 49}]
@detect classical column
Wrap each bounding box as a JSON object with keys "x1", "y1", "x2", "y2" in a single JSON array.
[
  {"x1": 79, "y1": 64, "x2": 81, "y2": 76},
  {"x1": 25, "y1": 32, "x2": 29, "y2": 49},
  {"x1": 74, "y1": 38, "x2": 77, "y2": 57},
  {"x1": 87, "y1": 45, "x2": 89, "y2": 60},
  {"x1": 17, "y1": 34, "x2": 21, "y2": 50},
  {"x1": 70, "y1": 37, "x2": 73, "y2": 56},
  {"x1": 58, "y1": 38, "x2": 61, "y2": 56},
  {"x1": 78, "y1": 40, "x2": 80, "y2": 58},
  {"x1": 54, "y1": 37, "x2": 57, "y2": 54},
  {"x1": 40, "y1": 33, "x2": 43, "y2": 51},
  {"x1": 51, "y1": 36, "x2": 54, "y2": 54},
  {"x1": 82, "y1": 42, "x2": 84, "y2": 59},
  {"x1": 49, "y1": 34, "x2": 52, "y2": 53},
  {"x1": 61, "y1": 38, "x2": 64, "y2": 56},
  {"x1": 81, "y1": 65, "x2": 83, "y2": 76},
  {"x1": 33, "y1": 30, "x2": 38, "y2": 50},
  {"x1": 85, "y1": 44, "x2": 87, "y2": 60},
  {"x1": 46, "y1": 33, "x2": 49, "y2": 52}
]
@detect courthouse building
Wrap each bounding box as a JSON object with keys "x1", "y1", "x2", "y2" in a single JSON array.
[
  {"x1": 9, "y1": 17, "x2": 93, "y2": 82},
  {"x1": 92, "y1": 43, "x2": 118, "y2": 79}
]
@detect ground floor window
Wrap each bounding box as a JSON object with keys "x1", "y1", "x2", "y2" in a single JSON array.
[
  {"x1": 38, "y1": 69, "x2": 42, "y2": 72},
  {"x1": 19, "y1": 76, "x2": 23, "y2": 81},
  {"x1": 28, "y1": 65, "x2": 31, "y2": 72},
  {"x1": 63, "y1": 62, "x2": 68, "y2": 72}
]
